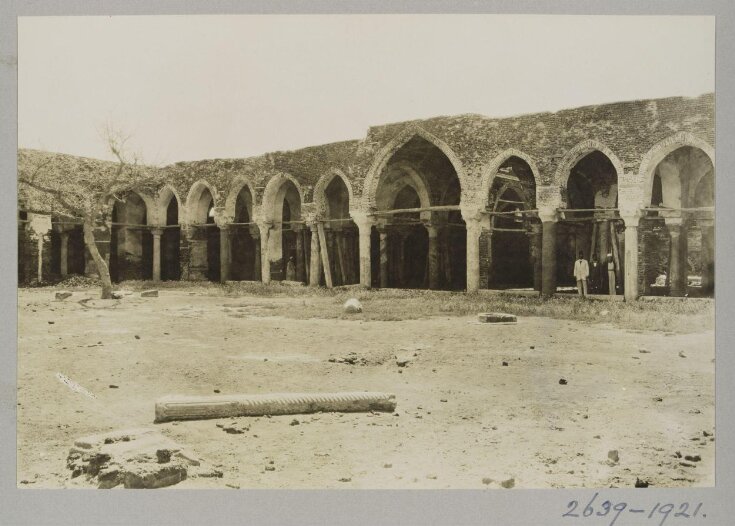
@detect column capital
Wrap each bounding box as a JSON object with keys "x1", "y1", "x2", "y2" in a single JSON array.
[
  {"x1": 620, "y1": 213, "x2": 641, "y2": 228},
  {"x1": 538, "y1": 211, "x2": 558, "y2": 223},
  {"x1": 664, "y1": 217, "x2": 684, "y2": 229},
  {"x1": 258, "y1": 220, "x2": 273, "y2": 234},
  {"x1": 422, "y1": 220, "x2": 440, "y2": 237},
  {"x1": 349, "y1": 211, "x2": 376, "y2": 230},
  {"x1": 460, "y1": 207, "x2": 484, "y2": 224},
  {"x1": 150, "y1": 227, "x2": 164, "y2": 236},
  {"x1": 376, "y1": 223, "x2": 390, "y2": 235}
]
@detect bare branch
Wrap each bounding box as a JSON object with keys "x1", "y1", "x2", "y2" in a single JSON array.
[{"x1": 18, "y1": 177, "x2": 82, "y2": 217}]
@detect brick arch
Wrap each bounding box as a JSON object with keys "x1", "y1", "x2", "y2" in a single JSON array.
[
  {"x1": 312, "y1": 168, "x2": 355, "y2": 219},
  {"x1": 185, "y1": 180, "x2": 219, "y2": 224},
  {"x1": 153, "y1": 184, "x2": 182, "y2": 226},
  {"x1": 554, "y1": 139, "x2": 625, "y2": 191},
  {"x1": 375, "y1": 161, "x2": 432, "y2": 211},
  {"x1": 361, "y1": 125, "x2": 467, "y2": 210},
  {"x1": 638, "y1": 132, "x2": 715, "y2": 209},
  {"x1": 104, "y1": 190, "x2": 156, "y2": 226},
  {"x1": 261, "y1": 172, "x2": 305, "y2": 223},
  {"x1": 479, "y1": 148, "x2": 541, "y2": 209},
  {"x1": 223, "y1": 176, "x2": 258, "y2": 223}
]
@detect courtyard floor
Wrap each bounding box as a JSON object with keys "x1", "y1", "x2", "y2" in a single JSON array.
[{"x1": 16, "y1": 284, "x2": 715, "y2": 489}]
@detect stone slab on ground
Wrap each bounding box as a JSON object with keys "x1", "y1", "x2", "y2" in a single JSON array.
[
  {"x1": 141, "y1": 289, "x2": 159, "y2": 298},
  {"x1": 155, "y1": 392, "x2": 397, "y2": 423},
  {"x1": 55, "y1": 291, "x2": 72, "y2": 300},
  {"x1": 478, "y1": 312, "x2": 517, "y2": 324},
  {"x1": 66, "y1": 427, "x2": 220, "y2": 489}
]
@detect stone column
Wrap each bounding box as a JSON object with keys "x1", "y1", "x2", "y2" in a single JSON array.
[
  {"x1": 666, "y1": 218, "x2": 684, "y2": 297},
  {"x1": 378, "y1": 225, "x2": 389, "y2": 289},
  {"x1": 465, "y1": 218, "x2": 482, "y2": 293},
  {"x1": 425, "y1": 223, "x2": 440, "y2": 290},
  {"x1": 151, "y1": 227, "x2": 163, "y2": 281},
  {"x1": 187, "y1": 226, "x2": 209, "y2": 281},
  {"x1": 294, "y1": 224, "x2": 306, "y2": 283},
  {"x1": 59, "y1": 231, "x2": 70, "y2": 277},
  {"x1": 540, "y1": 210, "x2": 558, "y2": 297},
  {"x1": 258, "y1": 222, "x2": 272, "y2": 284},
  {"x1": 308, "y1": 221, "x2": 321, "y2": 287},
  {"x1": 250, "y1": 226, "x2": 261, "y2": 281},
  {"x1": 529, "y1": 222, "x2": 543, "y2": 292},
  {"x1": 219, "y1": 224, "x2": 231, "y2": 283},
  {"x1": 351, "y1": 213, "x2": 374, "y2": 288},
  {"x1": 621, "y1": 215, "x2": 640, "y2": 301},
  {"x1": 700, "y1": 219, "x2": 715, "y2": 295},
  {"x1": 178, "y1": 225, "x2": 192, "y2": 280}
]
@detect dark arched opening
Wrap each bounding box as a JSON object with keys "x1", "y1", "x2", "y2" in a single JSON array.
[
  {"x1": 486, "y1": 156, "x2": 537, "y2": 290},
  {"x1": 161, "y1": 196, "x2": 181, "y2": 281},
  {"x1": 321, "y1": 176, "x2": 358, "y2": 286},
  {"x1": 109, "y1": 192, "x2": 152, "y2": 282},
  {"x1": 562, "y1": 151, "x2": 620, "y2": 294},
  {"x1": 373, "y1": 135, "x2": 465, "y2": 290},
  {"x1": 642, "y1": 146, "x2": 714, "y2": 297},
  {"x1": 231, "y1": 187, "x2": 257, "y2": 281}
]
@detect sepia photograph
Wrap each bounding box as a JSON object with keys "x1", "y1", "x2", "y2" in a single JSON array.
[{"x1": 13, "y1": 11, "x2": 717, "y2": 498}]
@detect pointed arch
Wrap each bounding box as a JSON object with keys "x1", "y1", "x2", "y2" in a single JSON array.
[
  {"x1": 313, "y1": 168, "x2": 355, "y2": 219},
  {"x1": 104, "y1": 190, "x2": 156, "y2": 225},
  {"x1": 554, "y1": 139, "x2": 625, "y2": 190},
  {"x1": 638, "y1": 132, "x2": 715, "y2": 209},
  {"x1": 261, "y1": 172, "x2": 305, "y2": 222},
  {"x1": 186, "y1": 180, "x2": 219, "y2": 224},
  {"x1": 375, "y1": 161, "x2": 431, "y2": 211},
  {"x1": 154, "y1": 185, "x2": 182, "y2": 225},
  {"x1": 361, "y1": 125, "x2": 466, "y2": 210},
  {"x1": 224, "y1": 176, "x2": 258, "y2": 223},
  {"x1": 480, "y1": 148, "x2": 541, "y2": 209}
]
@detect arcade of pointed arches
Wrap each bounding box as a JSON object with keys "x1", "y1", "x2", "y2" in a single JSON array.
[{"x1": 45, "y1": 130, "x2": 714, "y2": 299}]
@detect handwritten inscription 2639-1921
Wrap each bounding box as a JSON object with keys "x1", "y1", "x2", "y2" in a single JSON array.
[{"x1": 563, "y1": 493, "x2": 706, "y2": 526}]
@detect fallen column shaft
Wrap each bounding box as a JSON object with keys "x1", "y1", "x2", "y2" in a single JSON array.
[{"x1": 155, "y1": 392, "x2": 397, "y2": 423}]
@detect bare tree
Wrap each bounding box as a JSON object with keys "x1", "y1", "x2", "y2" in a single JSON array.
[{"x1": 18, "y1": 127, "x2": 161, "y2": 299}]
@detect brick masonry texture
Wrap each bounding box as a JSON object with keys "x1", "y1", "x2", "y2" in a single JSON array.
[{"x1": 18, "y1": 92, "x2": 714, "y2": 221}]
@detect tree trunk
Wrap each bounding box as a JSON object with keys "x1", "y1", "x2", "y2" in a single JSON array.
[{"x1": 83, "y1": 220, "x2": 113, "y2": 299}]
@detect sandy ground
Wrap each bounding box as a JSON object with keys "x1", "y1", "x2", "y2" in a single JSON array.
[{"x1": 16, "y1": 288, "x2": 714, "y2": 489}]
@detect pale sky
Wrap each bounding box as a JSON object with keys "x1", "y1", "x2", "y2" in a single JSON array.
[{"x1": 18, "y1": 15, "x2": 714, "y2": 165}]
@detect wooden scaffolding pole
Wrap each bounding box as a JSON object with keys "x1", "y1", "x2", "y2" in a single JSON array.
[
  {"x1": 317, "y1": 223, "x2": 333, "y2": 288},
  {"x1": 335, "y1": 234, "x2": 347, "y2": 286},
  {"x1": 609, "y1": 221, "x2": 623, "y2": 292}
]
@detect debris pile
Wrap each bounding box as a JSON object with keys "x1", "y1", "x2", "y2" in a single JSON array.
[{"x1": 66, "y1": 428, "x2": 220, "y2": 489}]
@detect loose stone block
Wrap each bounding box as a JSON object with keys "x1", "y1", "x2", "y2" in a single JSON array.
[
  {"x1": 478, "y1": 312, "x2": 517, "y2": 324},
  {"x1": 67, "y1": 427, "x2": 218, "y2": 489},
  {"x1": 111, "y1": 291, "x2": 125, "y2": 299},
  {"x1": 55, "y1": 291, "x2": 72, "y2": 300},
  {"x1": 343, "y1": 298, "x2": 363, "y2": 314},
  {"x1": 140, "y1": 289, "x2": 159, "y2": 297},
  {"x1": 155, "y1": 391, "x2": 397, "y2": 423}
]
